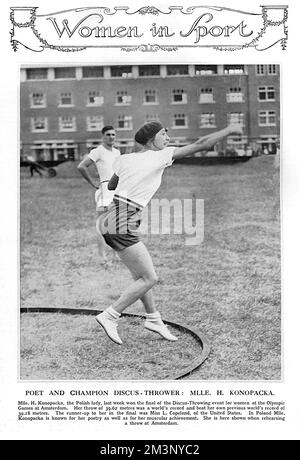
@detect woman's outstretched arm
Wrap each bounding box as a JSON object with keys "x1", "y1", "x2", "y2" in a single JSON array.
[{"x1": 173, "y1": 124, "x2": 243, "y2": 160}]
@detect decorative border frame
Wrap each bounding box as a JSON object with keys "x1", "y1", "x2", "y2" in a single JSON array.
[{"x1": 10, "y1": 5, "x2": 288, "y2": 52}]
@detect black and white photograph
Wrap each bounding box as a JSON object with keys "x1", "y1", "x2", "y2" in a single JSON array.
[
  {"x1": 19, "y1": 62, "x2": 281, "y2": 381},
  {"x1": 1, "y1": 0, "x2": 300, "y2": 443}
]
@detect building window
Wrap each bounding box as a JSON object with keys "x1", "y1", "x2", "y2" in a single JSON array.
[
  {"x1": 226, "y1": 87, "x2": 244, "y2": 103},
  {"x1": 87, "y1": 91, "x2": 103, "y2": 106},
  {"x1": 139, "y1": 65, "x2": 160, "y2": 77},
  {"x1": 227, "y1": 112, "x2": 245, "y2": 126},
  {"x1": 144, "y1": 89, "x2": 158, "y2": 104},
  {"x1": 59, "y1": 92, "x2": 73, "y2": 106},
  {"x1": 87, "y1": 115, "x2": 104, "y2": 131},
  {"x1": 111, "y1": 66, "x2": 133, "y2": 78},
  {"x1": 54, "y1": 67, "x2": 76, "y2": 79},
  {"x1": 258, "y1": 86, "x2": 275, "y2": 101},
  {"x1": 82, "y1": 66, "x2": 104, "y2": 78},
  {"x1": 195, "y1": 65, "x2": 218, "y2": 75},
  {"x1": 167, "y1": 65, "x2": 189, "y2": 76},
  {"x1": 172, "y1": 89, "x2": 187, "y2": 104},
  {"x1": 117, "y1": 115, "x2": 133, "y2": 130},
  {"x1": 116, "y1": 91, "x2": 132, "y2": 105},
  {"x1": 259, "y1": 136, "x2": 278, "y2": 154},
  {"x1": 268, "y1": 64, "x2": 277, "y2": 75},
  {"x1": 59, "y1": 116, "x2": 76, "y2": 131},
  {"x1": 258, "y1": 110, "x2": 276, "y2": 126},
  {"x1": 199, "y1": 113, "x2": 216, "y2": 128},
  {"x1": 30, "y1": 93, "x2": 46, "y2": 108},
  {"x1": 227, "y1": 136, "x2": 248, "y2": 150},
  {"x1": 31, "y1": 117, "x2": 48, "y2": 132},
  {"x1": 199, "y1": 88, "x2": 214, "y2": 103},
  {"x1": 173, "y1": 114, "x2": 188, "y2": 128},
  {"x1": 224, "y1": 65, "x2": 245, "y2": 74},
  {"x1": 32, "y1": 142, "x2": 77, "y2": 161},
  {"x1": 26, "y1": 68, "x2": 48, "y2": 80},
  {"x1": 256, "y1": 65, "x2": 265, "y2": 75},
  {"x1": 145, "y1": 114, "x2": 160, "y2": 122}
]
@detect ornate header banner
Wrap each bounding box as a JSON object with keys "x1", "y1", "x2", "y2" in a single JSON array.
[{"x1": 10, "y1": 4, "x2": 288, "y2": 53}]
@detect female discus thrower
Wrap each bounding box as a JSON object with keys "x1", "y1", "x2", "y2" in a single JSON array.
[{"x1": 96, "y1": 121, "x2": 243, "y2": 344}]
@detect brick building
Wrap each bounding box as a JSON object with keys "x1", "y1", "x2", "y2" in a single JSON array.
[{"x1": 20, "y1": 63, "x2": 280, "y2": 161}]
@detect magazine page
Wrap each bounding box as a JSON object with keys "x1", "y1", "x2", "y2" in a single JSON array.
[{"x1": 0, "y1": 0, "x2": 299, "y2": 445}]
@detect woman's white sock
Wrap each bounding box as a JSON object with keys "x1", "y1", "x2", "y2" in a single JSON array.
[
  {"x1": 145, "y1": 311, "x2": 163, "y2": 324},
  {"x1": 106, "y1": 306, "x2": 121, "y2": 320}
]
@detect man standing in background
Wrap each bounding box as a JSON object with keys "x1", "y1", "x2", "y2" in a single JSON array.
[{"x1": 77, "y1": 126, "x2": 121, "y2": 264}]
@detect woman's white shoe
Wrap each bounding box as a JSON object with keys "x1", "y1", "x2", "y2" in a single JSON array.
[
  {"x1": 96, "y1": 312, "x2": 123, "y2": 345},
  {"x1": 144, "y1": 321, "x2": 178, "y2": 341}
]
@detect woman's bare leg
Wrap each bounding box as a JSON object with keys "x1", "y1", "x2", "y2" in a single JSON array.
[
  {"x1": 96, "y1": 242, "x2": 177, "y2": 343},
  {"x1": 95, "y1": 241, "x2": 157, "y2": 344},
  {"x1": 111, "y1": 241, "x2": 158, "y2": 314},
  {"x1": 114, "y1": 242, "x2": 177, "y2": 340},
  {"x1": 125, "y1": 258, "x2": 156, "y2": 314}
]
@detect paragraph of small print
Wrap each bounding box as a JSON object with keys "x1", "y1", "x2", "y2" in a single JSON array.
[{"x1": 17, "y1": 398, "x2": 286, "y2": 425}]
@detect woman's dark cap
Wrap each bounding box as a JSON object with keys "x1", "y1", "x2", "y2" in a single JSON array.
[{"x1": 134, "y1": 121, "x2": 164, "y2": 145}]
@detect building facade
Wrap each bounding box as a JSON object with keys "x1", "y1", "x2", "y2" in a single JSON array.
[{"x1": 20, "y1": 63, "x2": 280, "y2": 161}]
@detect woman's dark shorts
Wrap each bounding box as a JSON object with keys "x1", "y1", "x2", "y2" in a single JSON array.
[{"x1": 99, "y1": 196, "x2": 143, "y2": 251}]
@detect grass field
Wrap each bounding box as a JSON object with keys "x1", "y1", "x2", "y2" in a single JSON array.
[
  {"x1": 20, "y1": 312, "x2": 202, "y2": 380},
  {"x1": 20, "y1": 155, "x2": 281, "y2": 380}
]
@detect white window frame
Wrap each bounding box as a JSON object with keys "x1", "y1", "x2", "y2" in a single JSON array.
[
  {"x1": 258, "y1": 86, "x2": 275, "y2": 101},
  {"x1": 31, "y1": 117, "x2": 48, "y2": 133},
  {"x1": 173, "y1": 114, "x2": 188, "y2": 129},
  {"x1": 223, "y1": 65, "x2": 245, "y2": 75},
  {"x1": 268, "y1": 64, "x2": 277, "y2": 75},
  {"x1": 258, "y1": 110, "x2": 277, "y2": 126},
  {"x1": 115, "y1": 91, "x2": 132, "y2": 105},
  {"x1": 138, "y1": 65, "x2": 161, "y2": 77},
  {"x1": 226, "y1": 87, "x2": 244, "y2": 103},
  {"x1": 143, "y1": 89, "x2": 158, "y2": 105},
  {"x1": 166, "y1": 65, "x2": 189, "y2": 77},
  {"x1": 30, "y1": 92, "x2": 46, "y2": 108},
  {"x1": 87, "y1": 91, "x2": 104, "y2": 106},
  {"x1": 82, "y1": 66, "x2": 104, "y2": 79},
  {"x1": 86, "y1": 115, "x2": 104, "y2": 132},
  {"x1": 227, "y1": 112, "x2": 245, "y2": 126},
  {"x1": 59, "y1": 116, "x2": 76, "y2": 132},
  {"x1": 54, "y1": 67, "x2": 76, "y2": 80},
  {"x1": 59, "y1": 92, "x2": 74, "y2": 107},
  {"x1": 26, "y1": 68, "x2": 48, "y2": 81},
  {"x1": 111, "y1": 66, "x2": 133, "y2": 78},
  {"x1": 195, "y1": 65, "x2": 218, "y2": 76},
  {"x1": 199, "y1": 113, "x2": 216, "y2": 128},
  {"x1": 256, "y1": 64, "x2": 265, "y2": 75},
  {"x1": 199, "y1": 88, "x2": 214, "y2": 104},
  {"x1": 171, "y1": 89, "x2": 187, "y2": 104},
  {"x1": 117, "y1": 115, "x2": 133, "y2": 130}
]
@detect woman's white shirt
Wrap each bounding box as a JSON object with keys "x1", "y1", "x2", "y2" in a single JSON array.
[{"x1": 113, "y1": 147, "x2": 174, "y2": 207}]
